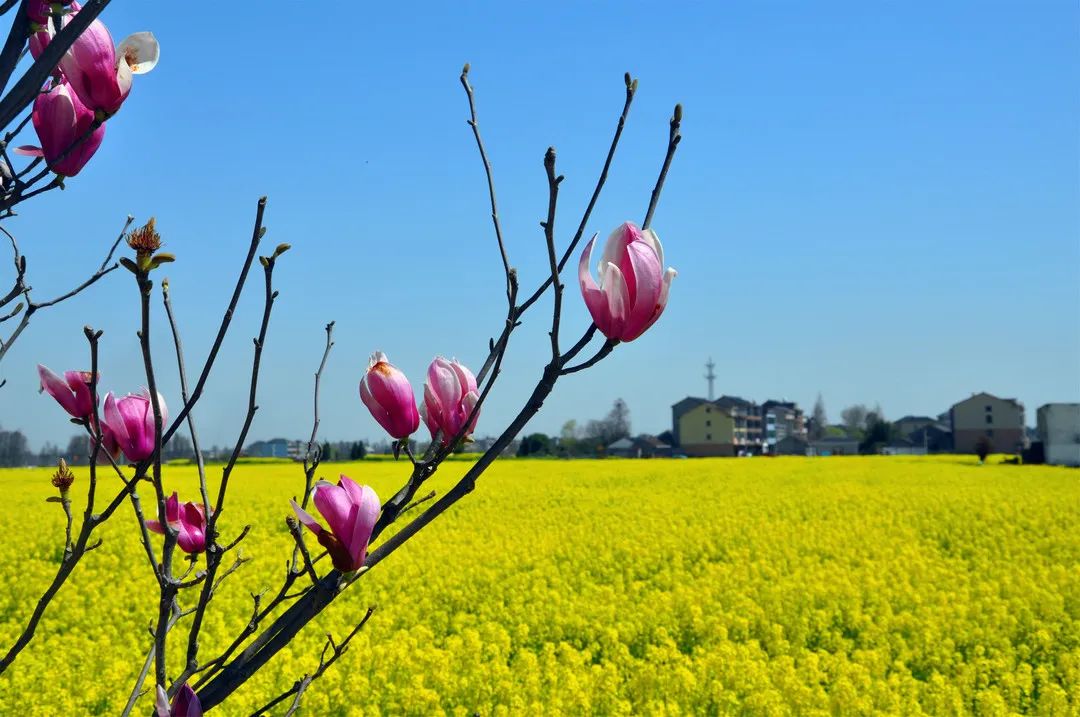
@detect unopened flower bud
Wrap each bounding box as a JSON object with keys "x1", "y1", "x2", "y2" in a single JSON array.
[{"x1": 51, "y1": 459, "x2": 75, "y2": 494}]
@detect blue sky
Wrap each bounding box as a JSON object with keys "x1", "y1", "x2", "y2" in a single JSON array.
[{"x1": 2, "y1": 1, "x2": 1077, "y2": 450}]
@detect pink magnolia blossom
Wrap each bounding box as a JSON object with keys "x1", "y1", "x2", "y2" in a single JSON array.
[
  {"x1": 25, "y1": 1, "x2": 52, "y2": 25},
  {"x1": 578, "y1": 221, "x2": 676, "y2": 342},
  {"x1": 98, "y1": 419, "x2": 121, "y2": 462},
  {"x1": 102, "y1": 389, "x2": 167, "y2": 463},
  {"x1": 360, "y1": 351, "x2": 420, "y2": 439},
  {"x1": 14, "y1": 82, "x2": 104, "y2": 177},
  {"x1": 155, "y1": 684, "x2": 202, "y2": 717},
  {"x1": 291, "y1": 476, "x2": 380, "y2": 573},
  {"x1": 420, "y1": 357, "x2": 479, "y2": 444},
  {"x1": 53, "y1": 3, "x2": 158, "y2": 115},
  {"x1": 37, "y1": 364, "x2": 95, "y2": 419},
  {"x1": 146, "y1": 493, "x2": 208, "y2": 554}
]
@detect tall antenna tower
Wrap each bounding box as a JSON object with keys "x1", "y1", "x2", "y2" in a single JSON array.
[{"x1": 705, "y1": 357, "x2": 716, "y2": 401}]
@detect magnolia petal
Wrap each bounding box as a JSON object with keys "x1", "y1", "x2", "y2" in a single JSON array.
[
  {"x1": 117, "y1": 31, "x2": 159, "y2": 74},
  {"x1": 38, "y1": 364, "x2": 79, "y2": 417},
  {"x1": 171, "y1": 683, "x2": 203, "y2": 717},
  {"x1": 155, "y1": 685, "x2": 172, "y2": 717},
  {"x1": 451, "y1": 359, "x2": 478, "y2": 395},
  {"x1": 419, "y1": 399, "x2": 438, "y2": 439},
  {"x1": 290, "y1": 499, "x2": 324, "y2": 536},
  {"x1": 633, "y1": 266, "x2": 677, "y2": 338},
  {"x1": 62, "y1": 371, "x2": 94, "y2": 418},
  {"x1": 145, "y1": 519, "x2": 164, "y2": 535},
  {"x1": 14, "y1": 145, "x2": 44, "y2": 157},
  {"x1": 462, "y1": 390, "x2": 480, "y2": 435},
  {"x1": 103, "y1": 392, "x2": 134, "y2": 457},
  {"x1": 600, "y1": 222, "x2": 636, "y2": 272},
  {"x1": 164, "y1": 492, "x2": 181, "y2": 530},
  {"x1": 428, "y1": 357, "x2": 461, "y2": 411},
  {"x1": 640, "y1": 228, "x2": 664, "y2": 267},
  {"x1": 578, "y1": 234, "x2": 600, "y2": 293},
  {"x1": 349, "y1": 484, "x2": 380, "y2": 564},
  {"x1": 622, "y1": 238, "x2": 664, "y2": 338},
  {"x1": 312, "y1": 481, "x2": 354, "y2": 540},
  {"x1": 602, "y1": 262, "x2": 630, "y2": 339},
  {"x1": 422, "y1": 382, "x2": 445, "y2": 437}
]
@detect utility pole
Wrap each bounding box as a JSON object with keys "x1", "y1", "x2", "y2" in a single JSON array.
[{"x1": 705, "y1": 358, "x2": 716, "y2": 401}]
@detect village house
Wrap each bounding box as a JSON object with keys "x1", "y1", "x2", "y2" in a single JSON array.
[
  {"x1": 949, "y1": 392, "x2": 1025, "y2": 454},
  {"x1": 773, "y1": 434, "x2": 809, "y2": 456},
  {"x1": 1036, "y1": 403, "x2": 1080, "y2": 467},
  {"x1": 672, "y1": 397, "x2": 736, "y2": 456},
  {"x1": 908, "y1": 423, "x2": 954, "y2": 453},
  {"x1": 762, "y1": 400, "x2": 806, "y2": 451},
  {"x1": 894, "y1": 415, "x2": 936, "y2": 440},
  {"x1": 606, "y1": 435, "x2": 674, "y2": 458},
  {"x1": 809, "y1": 436, "x2": 860, "y2": 456}
]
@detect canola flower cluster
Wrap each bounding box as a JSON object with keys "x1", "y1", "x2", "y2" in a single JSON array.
[{"x1": 0, "y1": 456, "x2": 1077, "y2": 715}]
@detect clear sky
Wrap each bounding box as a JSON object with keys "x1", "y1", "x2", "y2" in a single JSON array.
[{"x1": 2, "y1": 1, "x2": 1077, "y2": 451}]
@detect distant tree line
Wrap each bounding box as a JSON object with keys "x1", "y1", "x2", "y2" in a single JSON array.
[{"x1": 519, "y1": 398, "x2": 633, "y2": 458}]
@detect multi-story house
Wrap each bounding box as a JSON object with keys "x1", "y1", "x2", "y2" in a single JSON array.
[
  {"x1": 894, "y1": 415, "x2": 936, "y2": 440},
  {"x1": 761, "y1": 400, "x2": 806, "y2": 452},
  {"x1": 673, "y1": 395, "x2": 806, "y2": 457},
  {"x1": 714, "y1": 395, "x2": 762, "y2": 454},
  {"x1": 672, "y1": 397, "x2": 736, "y2": 456},
  {"x1": 949, "y1": 392, "x2": 1025, "y2": 454},
  {"x1": 1036, "y1": 403, "x2": 1080, "y2": 467}
]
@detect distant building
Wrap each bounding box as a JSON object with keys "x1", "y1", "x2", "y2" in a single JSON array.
[
  {"x1": 773, "y1": 435, "x2": 809, "y2": 456},
  {"x1": 606, "y1": 437, "x2": 638, "y2": 458},
  {"x1": 882, "y1": 438, "x2": 927, "y2": 455},
  {"x1": 809, "y1": 436, "x2": 859, "y2": 456},
  {"x1": 605, "y1": 435, "x2": 673, "y2": 458},
  {"x1": 950, "y1": 392, "x2": 1025, "y2": 455},
  {"x1": 714, "y1": 395, "x2": 762, "y2": 454},
  {"x1": 908, "y1": 423, "x2": 954, "y2": 453},
  {"x1": 244, "y1": 438, "x2": 305, "y2": 459},
  {"x1": 1037, "y1": 403, "x2": 1080, "y2": 467},
  {"x1": 672, "y1": 397, "x2": 735, "y2": 456},
  {"x1": 633, "y1": 435, "x2": 673, "y2": 458},
  {"x1": 895, "y1": 415, "x2": 936, "y2": 440},
  {"x1": 762, "y1": 400, "x2": 806, "y2": 450}
]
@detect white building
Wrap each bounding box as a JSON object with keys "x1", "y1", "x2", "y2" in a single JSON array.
[{"x1": 1036, "y1": 403, "x2": 1080, "y2": 467}]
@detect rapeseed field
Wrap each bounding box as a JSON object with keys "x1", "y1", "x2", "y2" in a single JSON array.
[{"x1": 0, "y1": 456, "x2": 1077, "y2": 715}]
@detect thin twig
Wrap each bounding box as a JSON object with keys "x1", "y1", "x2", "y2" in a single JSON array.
[
  {"x1": 248, "y1": 607, "x2": 376, "y2": 717},
  {"x1": 541, "y1": 147, "x2": 563, "y2": 359},
  {"x1": 643, "y1": 103, "x2": 682, "y2": 230},
  {"x1": 460, "y1": 64, "x2": 513, "y2": 305},
  {"x1": 287, "y1": 517, "x2": 319, "y2": 587},
  {"x1": 517, "y1": 73, "x2": 637, "y2": 317},
  {"x1": 561, "y1": 339, "x2": 618, "y2": 376},
  {"x1": 159, "y1": 197, "x2": 267, "y2": 449},
  {"x1": 0, "y1": 215, "x2": 130, "y2": 362},
  {"x1": 181, "y1": 250, "x2": 280, "y2": 684},
  {"x1": 162, "y1": 279, "x2": 210, "y2": 529}
]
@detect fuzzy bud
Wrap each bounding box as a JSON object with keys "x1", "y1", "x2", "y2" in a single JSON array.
[{"x1": 51, "y1": 459, "x2": 75, "y2": 494}]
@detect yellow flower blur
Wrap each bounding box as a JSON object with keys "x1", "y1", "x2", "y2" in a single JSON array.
[{"x1": 0, "y1": 455, "x2": 1077, "y2": 715}]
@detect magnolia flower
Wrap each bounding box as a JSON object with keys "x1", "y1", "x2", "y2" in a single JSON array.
[
  {"x1": 37, "y1": 364, "x2": 95, "y2": 419},
  {"x1": 25, "y1": 1, "x2": 52, "y2": 25},
  {"x1": 291, "y1": 476, "x2": 380, "y2": 572},
  {"x1": 146, "y1": 493, "x2": 209, "y2": 554},
  {"x1": 155, "y1": 684, "x2": 202, "y2": 717},
  {"x1": 420, "y1": 357, "x2": 479, "y2": 444},
  {"x1": 102, "y1": 390, "x2": 167, "y2": 463},
  {"x1": 14, "y1": 82, "x2": 105, "y2": 177},
  {"x1": 360, "y1": 351, "x2": 420, "y2": 439},
  {"x1": 54, "y1": 2, "x2": 159, "y2": 115},
  {"x1": 578, "y1": 221, "x2": 676, "y2": 342}
]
